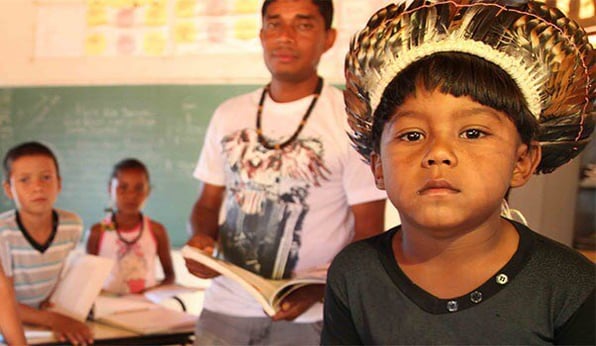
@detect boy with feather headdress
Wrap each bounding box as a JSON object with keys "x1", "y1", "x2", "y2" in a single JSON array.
[{"x1": 322, "y1": 0, "x2": 594, "y2": 344}]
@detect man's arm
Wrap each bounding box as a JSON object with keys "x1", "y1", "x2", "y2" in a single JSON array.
[
  {"x1": 185, "y1": 182, "x2": 226, "y2": 279},
  {"x1": 351, "y1": 199, "x2": 386, "y2": 242},
  {"x1": 188, "y1": 182, "x2": 225, "y2": 239}
]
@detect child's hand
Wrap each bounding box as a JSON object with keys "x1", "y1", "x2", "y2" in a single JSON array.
[
  {"x1": 38, "y1": 298, "x2": 54, "y2": 310},
  {"x1": 49, "y1": 312, "x2": 94, "y2": 345},
  {"x1": 271, "y1": 284, "x2": 325, "y2": 321}
]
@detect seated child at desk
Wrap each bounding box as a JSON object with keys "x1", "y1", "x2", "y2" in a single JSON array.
[
  {"x1": 0, "y1": 141, "x2": 93, "y2": 345},
  {"x1": 87, "y1": 158, "x2": 175, "y2": 294},
  {"x1": 0, "y1": 264, "x2": 25, "y2": 345},
  {"x1": 322, "y1": 1, "x2": 595, "y2": 345}
]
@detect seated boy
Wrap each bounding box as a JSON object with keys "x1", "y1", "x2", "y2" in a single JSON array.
[
  {"x1": 0, "y1": 141, "x2": 93, "y2": 345},
  {"x1": 322, "y1": 1, "x2": 594, "y2": 344}
]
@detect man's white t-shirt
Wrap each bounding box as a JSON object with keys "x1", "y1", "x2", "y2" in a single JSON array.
[{"x1": 193, "y1": 83, "x2": 386, "y2": 322}]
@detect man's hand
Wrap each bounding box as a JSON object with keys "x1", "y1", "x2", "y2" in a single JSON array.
[
  {"x1": 184, "y1": 233, "x2": 221, "y2": 279},
  {"x1": 49, "y1": 312, "x2": 93, "y2": 345},
  {"x1": 271, "y1": 284, "x2": 325, "y2": 321}
]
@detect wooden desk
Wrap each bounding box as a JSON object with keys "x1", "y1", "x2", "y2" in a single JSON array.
[{"x1": 27, "y1": 321, "x2": 194, "y2": 346}]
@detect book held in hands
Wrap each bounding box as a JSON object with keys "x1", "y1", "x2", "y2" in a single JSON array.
[{"x1": 181, "y1": 245, "x2": 326, "y2": 316}]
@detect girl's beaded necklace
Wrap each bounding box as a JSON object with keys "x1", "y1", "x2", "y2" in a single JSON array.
[
  {"x1": 112, "y1": 212, "x2": 144, "y2": 247},
  {"x1": 256, "y1": 77, "x2": 323, "y2": 150}
]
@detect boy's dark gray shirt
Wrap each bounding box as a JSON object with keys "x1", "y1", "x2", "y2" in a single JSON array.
[{"x1": 322, "y1": 220, "x2": 595, "y2": 345}]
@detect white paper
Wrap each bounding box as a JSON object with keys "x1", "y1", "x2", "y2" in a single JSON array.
[
  {"x1": 35, "y1": 4, "x2": 86, "y2": 58},
  {"x1": 49, "y1": 253, "x2": 114, "y2": 321},
  {"x1": 93, "y1": 295, "x2": 157, "y2": 320},
  {"x1": 143, "y1": 284, "x2": 198, "y2": 304}
]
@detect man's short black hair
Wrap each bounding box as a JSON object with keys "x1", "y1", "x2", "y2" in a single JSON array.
[
  {"x1": 261, "y1": 0, "x2": 334, "y2": 30},
  {"x1": 2, "y1": 141, "x2": 60, "y2": 183}
]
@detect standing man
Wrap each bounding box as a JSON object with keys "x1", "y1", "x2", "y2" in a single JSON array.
[{"x1": 185, "y1": 0, "x2": 386, "y2": 344}]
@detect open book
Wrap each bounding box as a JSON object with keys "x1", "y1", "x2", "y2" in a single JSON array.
[
  {"x1": 49, "y1": 252, "x2": 114, "y2": 321},
  {"x1": 181, "y1": 245, "x2": 326, "y2": 316},
  {"x1": 92, "y1": 294, "x2": 197, "y2": 334}
]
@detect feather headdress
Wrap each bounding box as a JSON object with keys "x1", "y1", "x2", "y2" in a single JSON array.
[{"x1": 345, "y1": 0, "x2": 594, "y2": 173}]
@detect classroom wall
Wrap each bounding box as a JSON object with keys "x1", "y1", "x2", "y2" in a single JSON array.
[
  {"x1": 0, "y1": 1, "x2": 270, "y2": 85},
  {"x1": 0, "y1": 0, "x2": 392, "y2": 86},
  {"x1": 0, "y1": 0, "x2": 586, "y2": 247}
]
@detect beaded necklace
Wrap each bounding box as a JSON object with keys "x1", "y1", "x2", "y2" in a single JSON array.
[
  {"x1": 112, "y1": 212, "x2": 144, "y2": 247},
  {"x1": 256, "y1": 77, "x2": 323, "y2": 150}
]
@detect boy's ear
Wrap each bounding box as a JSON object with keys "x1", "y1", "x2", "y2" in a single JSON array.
[
  {"x1": 2, "y1": 181, "x2": 13, "y2": 200},
  {"x1": 370, "y1": 151, "x2": 386, "y2": 190},
  {"x1": 510, "y1": 141, "x2": 541, "y2": 188}
]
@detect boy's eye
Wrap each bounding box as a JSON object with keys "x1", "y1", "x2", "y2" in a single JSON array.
[
  {"x1": 399, "y1": 131, "x2": 424, "y2": 142},
  {"x1": 18, "y1": 177, "x2": 30, "y2": 183},
  {"x1": 41, "y1": 174, "x2": 53, "y2": 181},
  {"x1": 461, "y1": 129, "x2": 486, "y2": 139},
  {"x1": 133, "y1": 185, "x2": 146, "y2": 193}
]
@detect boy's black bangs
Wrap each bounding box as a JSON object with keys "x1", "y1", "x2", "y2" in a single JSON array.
[
  {"x1": 428, "y1": 54, "x2": 537, "y2": 145},
  {"x1": 373, "y1": 52, "x2": 537, "y2": 151}
]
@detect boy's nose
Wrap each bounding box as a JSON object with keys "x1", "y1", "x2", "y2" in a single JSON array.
[
  {"x1": 425, "y1": 158, "x2": 452, "y2": 166},
  {"x1": 422, "y1": 138, "x2": 457, "y2": 168},
  {"x1": 32, "y1": 178, "x2": 45, "y2": 189}
]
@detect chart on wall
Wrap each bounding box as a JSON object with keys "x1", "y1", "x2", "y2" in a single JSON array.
[{"x1": 35, "y1": 0, "x2": 392, "y2": 58}]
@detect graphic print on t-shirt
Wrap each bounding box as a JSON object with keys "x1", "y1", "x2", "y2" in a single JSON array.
[{"x1": 219, "y1": 129, "x2": 329, "y2": 279}]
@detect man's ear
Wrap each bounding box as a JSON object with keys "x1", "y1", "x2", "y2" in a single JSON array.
[
  {"x1": 370, "y1": 151, "x2": 386, "y2": 190},
  {"x1": 323, "y1": 28, "x2": 337, "y2": 53},
  {"x1": 259, "y1": 28, "x2": 265, "y2": 47},
  {"x1": 3, "y1": 181, "x2": 13, "y2": 200},
  {"x1": 510, "y1": 141, "x2": 541, "y2": 188}
]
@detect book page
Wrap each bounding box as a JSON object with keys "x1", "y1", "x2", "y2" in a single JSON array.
[
  {"x1": 93, "y1": 295, "x2": 158, "y2": 320},
  {"x1": 181, "y1": 245, "x2": 328, "y2": 316},
  {"x1": 143, "y1": 284, "x2": 199, "y2": 304},
  {"x1": 181, "y1": 245, "x2": 286, "y2": 315},
  {"x1": 269, "y1": 273, "x2": 326, "y2": 312},
  {"x1": 98, "y1": 307, "x2": 196, "y2": 334},
  {"x1": 49, "y1": 253, "x2": 114, "y2": 321}
]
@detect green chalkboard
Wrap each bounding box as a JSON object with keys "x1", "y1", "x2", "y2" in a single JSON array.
[{"x1": 0, "y1": 85, "x2": 258, "y2": 246}]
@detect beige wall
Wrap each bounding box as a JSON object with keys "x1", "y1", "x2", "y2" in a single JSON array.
[
  {"x1": 510, "y1": 158, "x2": 582, "y2": 245},
  {"x1": 0, "y1": 0, "x2": 347, "y2": 86}
]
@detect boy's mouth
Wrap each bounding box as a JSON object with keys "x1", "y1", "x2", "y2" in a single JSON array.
[{"x1": 418, "y1": 180, "x2": 460, "y2": 195}]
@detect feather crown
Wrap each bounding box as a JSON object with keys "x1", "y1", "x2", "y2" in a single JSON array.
[{"x1": 345, "y1": 0, "x2": 594, "y2": 173}]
